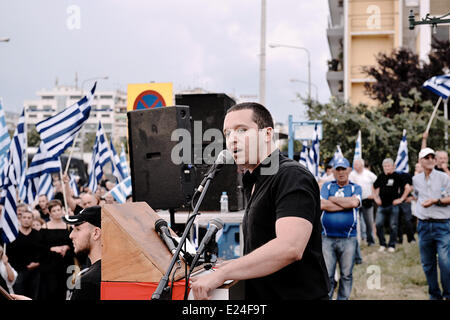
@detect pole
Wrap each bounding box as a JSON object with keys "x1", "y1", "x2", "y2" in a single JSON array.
[
  {"x1": 259, "y1": 0, "x2": 266, "y2": 106},
  {"x1": 59, "y1": 158, "x2": 70, "y2": 216},
  {"x1": 288, "y1": 115, "x2": 294, "y2": 159},
  {"x1": 425, "y1": 96, "x2": 442, "y2": 134},
  {"x1": 444, "y1": 98, "x2": 448, "y2": 150}
]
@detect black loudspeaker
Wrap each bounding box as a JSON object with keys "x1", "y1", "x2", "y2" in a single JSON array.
[
  {"x1": 127, "y1": 106, "x2": 196, "y2": 210},
  {"x1": 175, "y1": 93, "x2": 244, "y2": 211}
]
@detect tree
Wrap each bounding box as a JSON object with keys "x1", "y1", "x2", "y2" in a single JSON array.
[
  {"x1": 363, "y1": 38, "x2": 450, "y2": 118},
  {"x1": 304, "y1": 91, "x2": 448, "y2": 175},
  {"x1": 27, "y1": 126, "x2": 40, "y2": 147}
]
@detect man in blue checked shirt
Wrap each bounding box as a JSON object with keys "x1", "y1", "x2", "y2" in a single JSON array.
[{"x1": 320, "y1": 157, "x2": 362, "y2": 300}]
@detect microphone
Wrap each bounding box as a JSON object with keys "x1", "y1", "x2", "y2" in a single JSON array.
[
  {"x1": 197, "y1": 150, "x2": 234, "y2": 192},
  {"x1": 190, "y1": 218, "x2": 224, "y2": 269},
  {"x1": 155, "y1": 219, "x2": 177, "y2": 255}
]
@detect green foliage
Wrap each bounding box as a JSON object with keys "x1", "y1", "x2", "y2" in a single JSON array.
[
  {"x1": 27, "y1": 125, "x2": 40, "y2": 147},
  {"x1": 304, "y1": 90, "x2": 449, "y2": 176}
]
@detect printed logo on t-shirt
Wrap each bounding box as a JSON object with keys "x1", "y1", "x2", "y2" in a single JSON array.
[
  {"x1": 386, "y1": 179, "x2": 394, "y2": 187},
  {"x1": 335, "y1": 188, "x2": 345, "y2": 198}
]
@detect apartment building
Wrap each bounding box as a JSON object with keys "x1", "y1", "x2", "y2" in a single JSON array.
[
  {"x1": 326, "y1": 0, "x2": 450, "y2": 105},
  {"x1": 23, "y1": 83, "x2": 127, "y2": 154}
]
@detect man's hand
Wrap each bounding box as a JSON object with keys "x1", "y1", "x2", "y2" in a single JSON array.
[
  {"x1": 422, "y1": 199, "x2": 438, "y2": 208},
  {"x1": 10, "y1": 294, "x2": 32, "y2": 300},
  {"x1": 190, "y1": 269, "x2": 227, "y2": 300},
  {"x1": 374, "y1": 196, "x2": 382, "y2": 206},
  {"x1": 27, "y1": 262, "x2": 40, "y2": 270},
  {"x1": 393, "y1": 198, "x2": 403, "y2": 206}
]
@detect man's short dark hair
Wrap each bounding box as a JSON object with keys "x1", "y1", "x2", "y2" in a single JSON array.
[{"x1": 226, "y1": 102, "x2": 274, "y2": 129}]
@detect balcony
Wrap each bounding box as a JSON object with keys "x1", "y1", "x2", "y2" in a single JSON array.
[
  {"x1": 326, "y1": 70, "x2": 344, "y2": 99},
  {"x1": 327, "y1": 25, "x2": 344, "y2": 59},
  {"x1": 328, "y1": 0, "x2": 344, "y2": 27}
]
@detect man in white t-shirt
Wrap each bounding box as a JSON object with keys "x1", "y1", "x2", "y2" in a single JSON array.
[{"x1": 349, "y1": 159, "x2": 377, "y2": 245}]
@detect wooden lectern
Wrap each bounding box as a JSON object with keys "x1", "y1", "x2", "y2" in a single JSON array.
[
  {"x1": 100, "y1": 202, "x2": 244, "y2": 300},
  {"x1": 101, "y1": 202, "x2": 189, "y2": 300}
]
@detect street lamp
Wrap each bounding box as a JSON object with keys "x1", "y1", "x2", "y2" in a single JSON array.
[
  {"x1": 290, "y1": 78, "x2": 318, "y2": 101},
  {"x1": 269, "y1": 43, "x2": 311, "y2": 101}
]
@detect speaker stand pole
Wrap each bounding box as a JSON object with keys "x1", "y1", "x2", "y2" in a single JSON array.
[{"x1": 169, "y1": 208, "x2": 176, "y2": 229}]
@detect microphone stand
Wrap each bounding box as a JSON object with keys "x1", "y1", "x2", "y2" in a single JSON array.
[{"x1": 151, "y1": 168, "x2": 218, "y2": 300}]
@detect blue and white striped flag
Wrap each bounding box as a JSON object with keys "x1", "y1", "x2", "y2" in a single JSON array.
[
  {"x1": 88, "y1": 122, "x2": 112, "y2": 192},
  {"x1": 1, "y1": 110, "x2": 26, "y2": 188},
  {"x1": 35, "y1": 82, "x2": 96, "y2": 158},
  {"x1": 329, "y1": 145, "x2": 344, "y2": 167},
  {"x1": 353, "y1": 130, "x2": 362, "y2": 163},
  {"x1": 106, "y1": 176, "x2": 132, "y2": 203},
  {"x1": 299, "y1": 140, "x2": 318, "y2": 179},
  {"x1": 69, "y1": 174, "x2": 79, "y2": 197},
  {"x1": 120, "y1": 143, "x2": 130, "y2": 178},
  {"x1": 395, "y1": 129, "x2": 409, "y2": 174},
  {"x1": 423, "y1": 74, "x2": 450, "y2": 99},
  {"x1": 38, "y1": 172, "x2": 55, "y2": 201},
  {"x1": 310, "y1": 124, "x2": 320, "y2": 179},
  {"x1": 0, "y1": 99, "x2": 11, "y2": 162},
  {"x1": 0, "y1": 182, "x2": 18, "y2": 243},
  {"x1": 110, "y1": 140, "x2": 126, "y2": 182},
  {"x1": 21, "y1": 142, "x2": 61, "y2": 204},
  {"x1": 299, "y1": 141, "x2": 309, "y2": 168}
]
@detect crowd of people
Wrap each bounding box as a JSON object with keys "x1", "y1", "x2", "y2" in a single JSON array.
[
  {"x1": 317, "y1": 145, "x2": 449, "y2": 300},
  {"x1": 0, "y1": 104, "x2": 449, "y2": 301},
  {"x1": 0, "y1": 174, "x2": 125, "y2": 300}
]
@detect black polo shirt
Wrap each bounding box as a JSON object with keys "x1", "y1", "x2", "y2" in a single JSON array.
[{"x1": 242, "y1": 150, "x2": 330, "y2": 300}]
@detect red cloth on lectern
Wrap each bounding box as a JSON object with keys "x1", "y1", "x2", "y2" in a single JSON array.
[{"x1": 101, "y1": 280, "x2": 189, "y2": 300}]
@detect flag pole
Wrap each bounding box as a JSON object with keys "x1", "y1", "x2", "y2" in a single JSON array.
[
  {"x1": 425, "y1": 96, "x2": 443, "y2": 134},
  {"x1": 103, "y1": 130, "x2": 122, "y2": 183},
  {"x1": 64, "y1": 130, "x2": 81, "y2": 176},
  {"x1": 59, "y1": 157, "x2": 70, "y2": 216}
]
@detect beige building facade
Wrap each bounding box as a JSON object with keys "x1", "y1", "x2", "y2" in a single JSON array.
[{"x1": 327, "y1": 0, "x2": 450, "y2": 105}]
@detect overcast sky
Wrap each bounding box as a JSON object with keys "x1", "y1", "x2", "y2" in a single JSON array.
[{"x1": 0, "y1": 0, "x2": 331, "y2": 125}]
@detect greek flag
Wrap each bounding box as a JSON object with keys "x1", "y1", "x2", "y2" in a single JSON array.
[
  {"x1": 21, "y1": 142, "x2": 61, "y2": 204},
  {"x1": 353, "y1": 130, "x2": 362, "y2": 162},
  {"x1": 1, "y1": 110, "x2": 26, "y2": 188},
  {"x1": 0, "y1": 182, "x2": 18, "y2": 243},
  {"x1": 38, "y1": 172, "x2": 55, "y2": 201},
  {"x1": 106, "y1": 176, "x2": 132, "y2": 203},
  {"x1": 395, "y1": 129, "x2": 409, "y2": 174},
  {"x1": 329, "y1": 145, "x2": 344, "y2": 167},
  {"x1": 0, "y1": 99, "x2": 10, "y2": 161},
  {"x1": 110, "y1": 140, "x2": 126, "y2": 182},
  {"x1": 299, "y1": 141, "x2": 318, "y2": 179},
  {"x1": 120, "y1": 143, "x2": 130, "y2": 178},
  {"x1": 88, "y1": 122, "x2": 111, "y2": 192},
  {"x1": 423, "y1": 74, "x2": 450, "y2": 99},
  {"x1": 35, "y1": 82, "x2": 96, "y2": 158},
  {"x1": 69, "y1": 174, "x2": 79, "y2": 197},
  {"x1": 299, "y1": 141, "x2": 309, "y2": 168},
  {"x1": 310, "y1": 124, "x2": 320, "y2": 179}
]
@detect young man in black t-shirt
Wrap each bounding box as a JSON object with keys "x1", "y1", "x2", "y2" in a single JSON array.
[
  {"x1": 373, "y1": 158, "x2": 410, "y2": 252},
  {"x1": 190, "y1": 102, "x2": 330, "y2": 300}
]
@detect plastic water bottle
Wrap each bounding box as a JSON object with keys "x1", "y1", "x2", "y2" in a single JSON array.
[{"x1": 220, "y1": 192, "x2": 229, "y2": 213}]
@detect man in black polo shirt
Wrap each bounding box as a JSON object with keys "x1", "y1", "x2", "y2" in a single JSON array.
[{"x1": 191, "y1": 102, "x2": 329, "y2": 300}]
